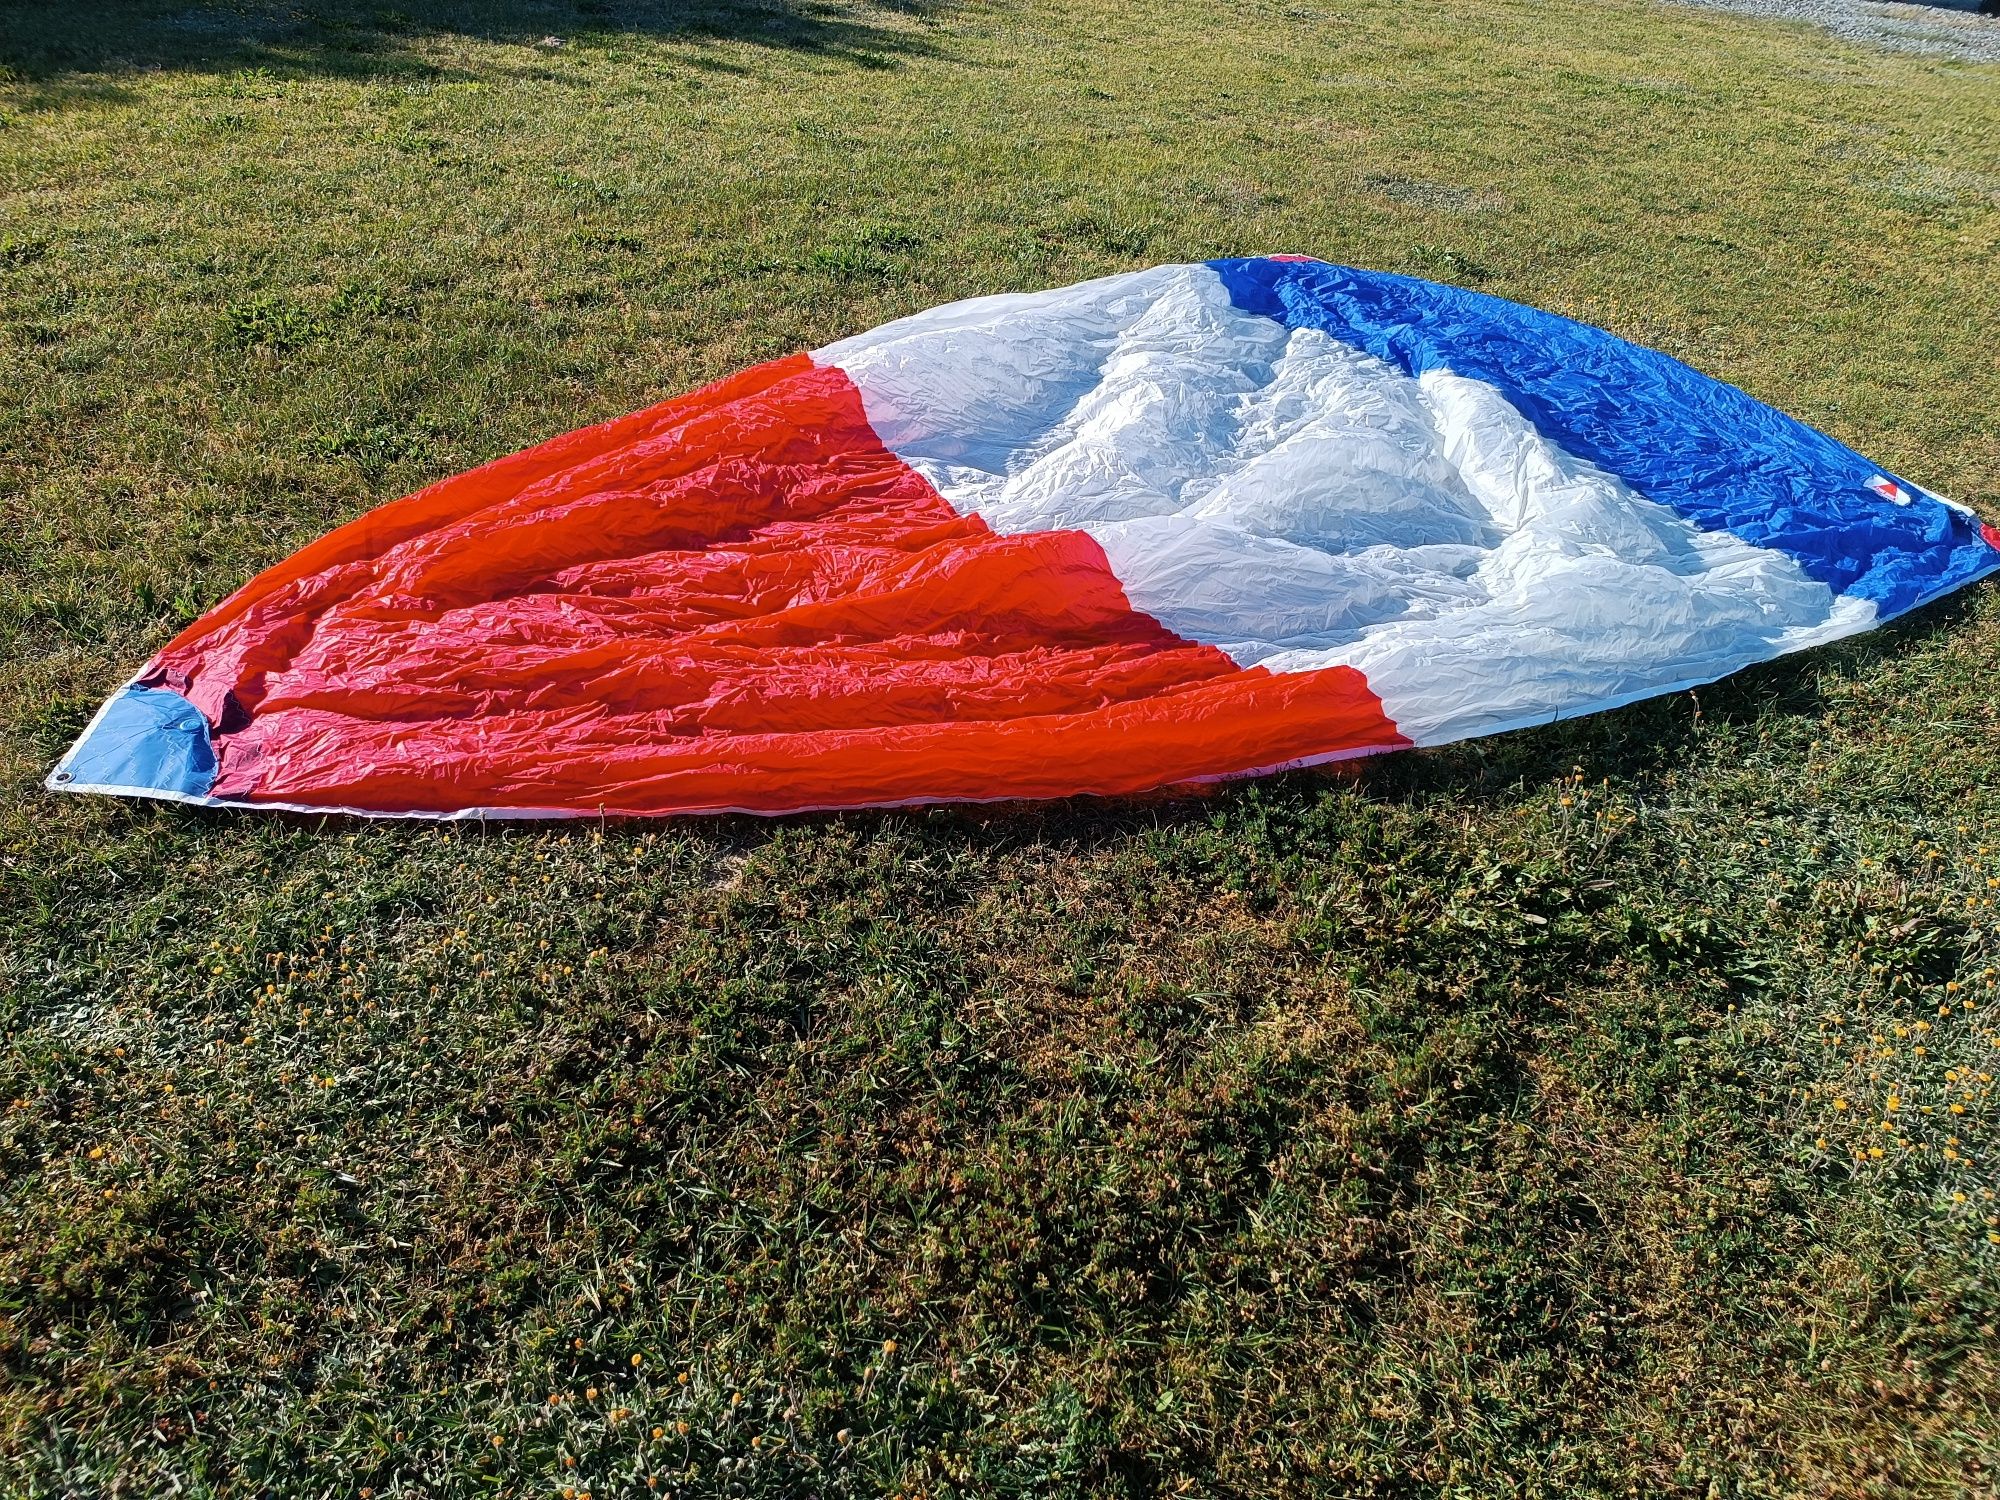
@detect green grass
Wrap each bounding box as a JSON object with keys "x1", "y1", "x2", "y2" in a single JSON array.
[{"x1": 3, "y1": 0, "x2": 1999, "y2": 1494}]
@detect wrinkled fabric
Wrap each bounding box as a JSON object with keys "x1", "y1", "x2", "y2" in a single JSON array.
[{"x1": 51, "y1": 259, "x2": 2000, "y2": 817}]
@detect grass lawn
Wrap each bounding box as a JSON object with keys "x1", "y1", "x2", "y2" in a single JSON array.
[{"x1": 3, "y1": 0, "x2": 1999, "y2": 1494}]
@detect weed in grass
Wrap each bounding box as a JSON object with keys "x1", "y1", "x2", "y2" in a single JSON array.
[{"x1": 1403, "y1": 242, "x2": 1493, "y2": 285}]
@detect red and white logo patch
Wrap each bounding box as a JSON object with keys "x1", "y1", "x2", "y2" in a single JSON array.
[{"x1": 1867, "y1": 475, "x2": 1914, "y2": 506}]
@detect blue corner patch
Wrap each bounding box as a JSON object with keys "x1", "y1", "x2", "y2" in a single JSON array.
[
  {"x1": 54, "y1": 686, "x2": 217, "y2": 799},
  {"x1": 1208, "y1": 257, "x2": 2000, "y2": 620}
]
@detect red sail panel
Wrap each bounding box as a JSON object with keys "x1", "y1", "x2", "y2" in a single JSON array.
[{"x1": 141, "y1": 354, "x2": 1404, "y2": 814}]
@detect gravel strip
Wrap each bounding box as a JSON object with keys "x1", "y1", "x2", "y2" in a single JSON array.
[{"x1": 1667, "y1": 0, "x2": 2000, "y2": 62}]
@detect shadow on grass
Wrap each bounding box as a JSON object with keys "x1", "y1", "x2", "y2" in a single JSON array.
[{"x1": 0, "y1": 0, "x2": 946, "y2": 99}]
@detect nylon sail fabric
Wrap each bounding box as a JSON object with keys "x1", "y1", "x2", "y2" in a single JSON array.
[{"x1": 51, "y1": 258, "x2": 2000, "y2": 817}]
